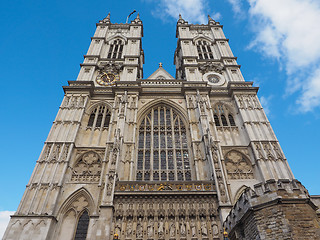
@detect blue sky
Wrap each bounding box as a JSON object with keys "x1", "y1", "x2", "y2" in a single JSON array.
[{"x1": 1, "y1": 0, "x2": 320, "y2": 235}]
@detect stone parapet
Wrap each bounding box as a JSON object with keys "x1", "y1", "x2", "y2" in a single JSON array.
[{"x1": 224, "y1": 179, "x2": 320, "y2": 239}]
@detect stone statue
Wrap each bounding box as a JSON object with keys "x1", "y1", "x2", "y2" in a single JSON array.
[
  {"x1": 201, "y1": 217, "x2": 208, "y2": 236},
  {"x1": 190, "y1": 218, "x2": 196, "y2": 237},
  {"x1": 147, "y1": 218, "x2": 154, "y2": 238},
  {"x1": 126, "y1": 218, "x2": 133, "y2": 237},
  {"x1": 136, "y1": 217, "x2": 143, "y2": 238},
  {"x1": 169, "y1": 220, "x2": 175, "y2": 237},
  {"x1": 158, "y1": 217, "x2": 164, "y2": 238},
  {"x1": 115, "y1": 218, "x2": 121, "y2": 236},
  {"x1": 180, "y1": 219, "x2": 186, "y2": 236}
]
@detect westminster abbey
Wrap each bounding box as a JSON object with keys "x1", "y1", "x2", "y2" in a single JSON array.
[{"x1": 3, "y1": 13, "x2": 320, "y2": 240}]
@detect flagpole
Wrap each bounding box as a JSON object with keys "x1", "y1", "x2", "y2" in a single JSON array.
[{"x1": 126, "y1": 10, "x2": 136, "y2": 23}]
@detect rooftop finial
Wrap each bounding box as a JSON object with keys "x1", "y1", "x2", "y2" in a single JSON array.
[
  {"x1": 159, "y1": 62, "x2": 163, "y2": 68},
  {"x1": 100, "y1": 12, "x2": 111, "y2": 24},
  {"x1": 177, "y1": 14, "x2": 186, "y2": 24},
  {"x1": 208, "y1": 14, "x2": 216, "y2": 25}
]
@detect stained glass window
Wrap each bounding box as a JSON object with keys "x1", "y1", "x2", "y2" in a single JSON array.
[{"x1": 136, "y1": 105, "x2": 192, "y2": 181}]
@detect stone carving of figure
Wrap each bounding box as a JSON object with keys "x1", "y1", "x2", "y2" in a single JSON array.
[
  {"x1": 136, "y1": 217, "x2": 143, "y2": 238},
  {"x1": 147, "y1": 218, "x2": 154, "y2": 238},
  {"x1": 169, "y1": 220, "x2": 175, "y2": 237},
  {"x1": 212, "y1": 223, "x2": 219, "y2": 236},
  {"x1": 158, "y1": 217, "x2": 164, "y2": 238},
  {"x1": 190, "y1": 218, "x2": 196, "y2": 237},
  {"x1": 180, "y1": 219, "x2": 186, "y2": 236},
  {"x1": 115, "y1": 218, "x2": 121, "y2": 235},
  {"x1": 201, "y1": 217, "x2": 208, "y2": 236},
  {"x1": 126, "y1": 218, "x2": 133, "y2": 237}
]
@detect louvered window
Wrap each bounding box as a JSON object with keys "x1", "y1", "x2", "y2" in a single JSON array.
[
  {"x1": 107, "y1": 39, "x2": 124, "y2": 59},
  {"x1": 87, "y1": 106, "x2": 111, "y2": 128},
  {"x1": 197, "y1": 40, "x2": 214, "y2": 60},
  {"x1": 213, "y1": 104, "x2": 237, "y2": 127}
]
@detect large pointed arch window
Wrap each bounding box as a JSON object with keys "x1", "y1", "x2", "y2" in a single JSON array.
[
  {"x1": 197, "y1": 40, "x2": 214, "y2": 60},
  {"x1": 137, "y1": 106, "x2": 191, "y2": 181}
]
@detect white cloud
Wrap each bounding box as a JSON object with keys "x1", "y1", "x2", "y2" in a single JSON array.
[
  {"x1": 0, "y1": 211, "x2": 14, "y2": 239},
  {"x1": 246, "y1": 0, "x2": 320, "y2": 112},
  {"x1": 226, "y1": 0, "x2": 243, "y2": 15},
  {"x1": 151, "y1": 0, "x2": 215, "y2": 24}
]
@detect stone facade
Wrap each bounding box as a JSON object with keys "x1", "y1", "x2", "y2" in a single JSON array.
[{"x1": 3, "y1": 13, "x2": 319, "y2": 240}]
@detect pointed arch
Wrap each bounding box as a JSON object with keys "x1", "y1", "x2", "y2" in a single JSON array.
[
  {"x1": 56, "y1": 188, "x2": 95, "y2": 240},
  {"x1": 137, "y1": 99, "x2": 188, "y2": 126},
  {"x1": 58, "y1": 187, "x2": 95, "y2": 216},
  {"x1": 192, "y1": 35, "x2": 213, "y2": 44},
  {"x1": 106, "y1": 34, "x2": 128, "y2": 44},
  {"x1": 234, "y1": 185, "x2": 250, "y2": 203}
]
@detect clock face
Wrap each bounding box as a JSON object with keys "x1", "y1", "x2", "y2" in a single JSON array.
[
  {"x1": 207, "y1": 74, "x2": 219, "y2": 83},
  {"x1": 96, "y1": 72, "x2": 119, "y2": 86}
]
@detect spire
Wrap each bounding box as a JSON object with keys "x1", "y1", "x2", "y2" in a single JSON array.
[
  {"x1": 208, "y1": 14, "x2": 215, "y2": 25},
  {"x1": 131, "y1": 12, "x2": 142, "y2": 24},
  {"x1": 100, "y1": 12, "x2": 111, "y2": 24},
  {"x1": 177, "y1": 14, "x2": 187, "y2": 25}
]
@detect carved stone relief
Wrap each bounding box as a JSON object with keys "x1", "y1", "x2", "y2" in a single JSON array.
[
  {"x1": 112, "y1": 195, "x2": 221, "y2": 240},
  {"x1": 225, "y1": 150, "x2": 254, "y2": 179},
  {"x1": 71, "y1": 152, "x2": 102, "y2": 182}
]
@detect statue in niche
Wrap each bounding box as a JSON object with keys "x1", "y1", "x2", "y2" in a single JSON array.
[
  {"x1": 169, "y1": 220, "x2": 175, "y2": 237},
  {"x1": 147, "y1": 218, "x2": 154, "y2": 238},
  {"x1": 211, "y1": 223, "x2": 219, "y2": 236},
  {"x1": 158, "y1": 217, "x2": 164, "y2": 238},
  {"x1": 126, "y1": 218, "x2": 133, "y2": 237},
  {"x1": 190, "y1": 218, "x2": 196, "y2": 237},
  {"x1": 115, "y1": 218, "x2": 122, "y2": 235},
  {"x1": 180, "y1": 218, "x2": 186, "y2": 236},
  {"x1": 136, "y1": 217, "x2": 143, "y2": 238},
  {"x1": 201, "y1": 217, "x2": 208, "y2": 236}
]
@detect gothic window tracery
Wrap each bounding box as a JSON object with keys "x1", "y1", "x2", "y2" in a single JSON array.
[
  {"x1": 87, "y1": 105, "x2": 111, "y2": 128},
  {"x1": 107, "y1": 39, "x2": 124, "y2": 59},
  {"x1": 225, "y1": 151, "x2": 254, "y2": 179},
  {"x1": 213, "y1": 104, "x2": 236, "y2": 127},
  {"x1": 136, "y1": 105, "x2": 192, "y2": 181},
  {"x1": 71, "y1": 152, "x2": 102, "y2": 182},
  {"x1": 196, "y1": 40, "x2": 214, "y2": 60}
]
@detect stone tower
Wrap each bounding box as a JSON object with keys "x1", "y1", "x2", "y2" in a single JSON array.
[{"x1": 3, "y1": 13, "x2": 320, "y2": 240}]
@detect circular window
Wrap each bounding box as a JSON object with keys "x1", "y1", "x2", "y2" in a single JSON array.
[{"x1": 203, "y1": 72, "x2": 225, "y2": 86}]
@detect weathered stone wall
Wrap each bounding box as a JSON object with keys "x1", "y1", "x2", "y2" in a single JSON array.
[{"x1": 224, "y1": 180, "x2": 320, "y2": 240}]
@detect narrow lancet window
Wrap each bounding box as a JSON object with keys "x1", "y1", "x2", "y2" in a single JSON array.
[{"x1": 74, "y1": 210, "x2": 89, "y2": 240}]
